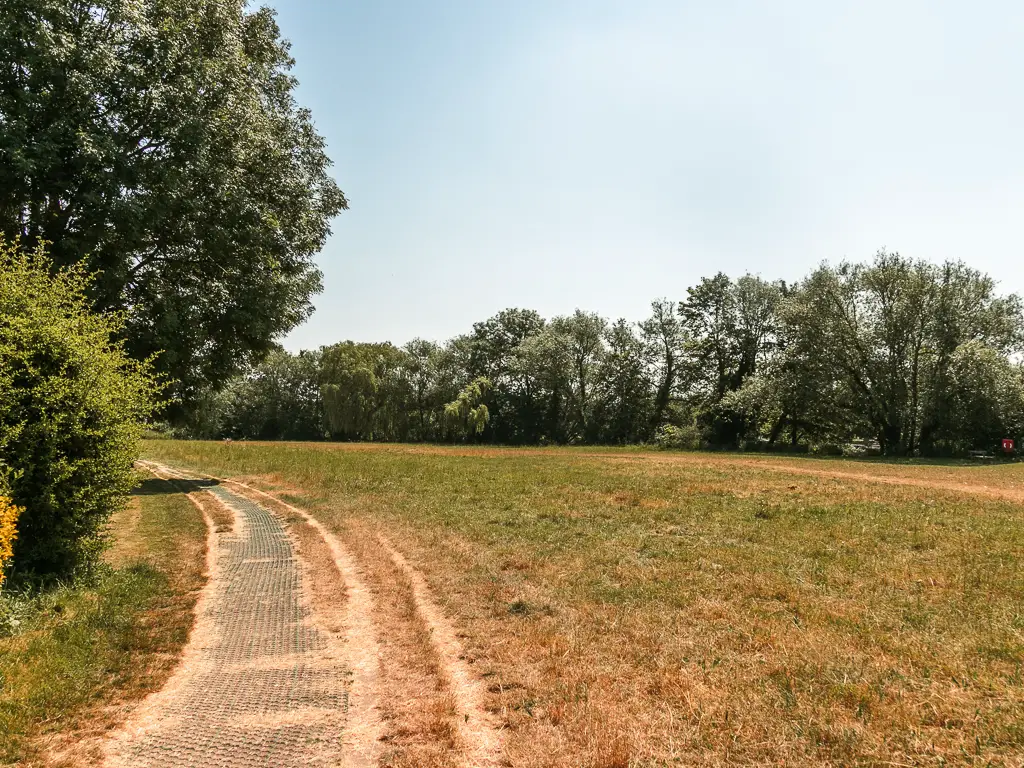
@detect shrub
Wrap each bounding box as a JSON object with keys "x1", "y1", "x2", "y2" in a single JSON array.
[
  {"x1": 842, "y1": 442, "x2": 882, "y2": 458},
  {"x1": 0, "y1": 238, "x2": 160, "y2": 579},
  {"x1": 654, "y1": 424, "x2": 701, "y2": 451},
  {"x1": 812, "y1": 443, "x2": 844, "y2": 456}
]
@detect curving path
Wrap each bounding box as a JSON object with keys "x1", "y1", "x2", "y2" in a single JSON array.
[{"x1": 105, "y1": 468, "x2": 352, "y2": 767}]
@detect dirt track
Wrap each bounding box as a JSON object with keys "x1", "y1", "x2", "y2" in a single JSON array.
[
  {"x1": 104, "y1": 461, "x2": 504, "y2": 767},
  {"x1": 104, "y1": 464, "x2": 357, "y2": 767}
]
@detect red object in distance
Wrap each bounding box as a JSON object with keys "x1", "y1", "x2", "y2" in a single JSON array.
[{"x1": 1002, "y1": 438, "x2": 1015, "y2": 454}]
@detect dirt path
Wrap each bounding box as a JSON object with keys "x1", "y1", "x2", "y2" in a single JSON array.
[
  {"x1": 106, "y1": 461, "x2": 504, "y2": 768},
  {"x1": 205, "y1": 475, "x2": 506, "y2": 767},
  {"x1": 215, "y1": 477, "x2": 386, "y2": 767},
  {"x1": 104, "y1": 463, "x2": 369, "y2": 767}
]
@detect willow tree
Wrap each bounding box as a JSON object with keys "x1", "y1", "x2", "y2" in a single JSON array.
[
  {"x1": 444, "y1": 378, "x2": 492, "y2": 441},
  {"x1": 320, "y1": 342, "x2": 410, "y2": 441},
  {"x1": 0, "y1": 0, "x2": 346, "y2": 412}
]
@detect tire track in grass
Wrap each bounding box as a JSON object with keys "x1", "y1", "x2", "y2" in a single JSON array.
[
  {"x1": 375, "y1": 535, "x2": 505, "y2": 767},
  {"x1": 730, "y1": 459, "x2": 1024, "y2": 503},
  {"x1": 156, "y1": 462, "x2": 506, "y2": 767}
]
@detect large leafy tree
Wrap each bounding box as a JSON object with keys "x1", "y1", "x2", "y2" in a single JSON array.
[
  {"x1": 402, "y1": 338, "x2": 446, "y2": 441},
  {"x1": 680, "y1": 274, "x2": 738, "y2": 404},
  {"x1": 546, "y1": 310, "x2": 607, "y2": 442},
  {"x1": 679, "y1": 274, "x2": 784, "y2": 445},
  {"x1": 594, "y1": 319, "x2": 652, "y2": 444},
  {"x1": 917, "y1": 262, "x2": 1024, "y2": 453},
  {"x1": 781, "y1": 253, "x2": 1023, "y2": 455},
  {"x1": 781, "y1": 256, "x2": 935, "y2": 454},
  {"x1": 639, "y1": 299, "x2": 686, "y2": 430},
  {"x1": 0, "y1": 0, "x2": 346, "y2": 410},
  {"x1": 935, "y1": 341, "x2": 1024, "y2": 452},
  {"x1": 219, "y1": 349, "x2": 324, "y2": 441},
  {"x1": 507, "y1": 329, "x2": 568, "y2": 443},
  {"x1": 467, "y1": 309, "x2": 547, "y2": 443}
]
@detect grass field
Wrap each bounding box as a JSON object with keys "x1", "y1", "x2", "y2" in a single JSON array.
[
  {"x1": 144, "y1": 441, "x2": 1024, "y2": 767},
  {"x1": 0, "y1": 475, "x2": 206, "y2": 767}
]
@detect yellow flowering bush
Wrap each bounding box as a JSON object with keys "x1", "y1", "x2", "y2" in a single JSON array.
[{"x1": 0, "y1": 496, "x2": 19, "y2": 589}]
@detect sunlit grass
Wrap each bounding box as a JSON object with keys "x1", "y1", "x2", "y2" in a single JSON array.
[
  {"x1": 0, "y1": 478, "x2": 205, "y2": 766},
  {"x1": 145, "y1": 441, "x2": 1024, "y2": 766}
]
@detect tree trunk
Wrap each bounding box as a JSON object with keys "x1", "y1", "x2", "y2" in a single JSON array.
[
  {"x1": 650, "y1": 352, "x2": 674, "y2": 429},
  {"x1": 882, "y1": 421, "x2": 903, "y2": 456},
  {"x1": 768, "y1": 413, "x2": 787, "y2": 446}
]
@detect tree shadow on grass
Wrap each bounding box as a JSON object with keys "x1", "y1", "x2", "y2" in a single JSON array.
[{"x1": 132, "y1": 478, "x2": 219, "y2": 496}]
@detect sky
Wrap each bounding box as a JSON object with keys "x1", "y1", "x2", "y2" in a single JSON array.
[{"x1": 271, "y1": 0, "x2": 1024, "y2": 351}]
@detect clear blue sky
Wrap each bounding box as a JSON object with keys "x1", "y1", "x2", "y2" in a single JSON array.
[{"x1": 271, "y1": 0, "x2": 1024, "y2": 351}]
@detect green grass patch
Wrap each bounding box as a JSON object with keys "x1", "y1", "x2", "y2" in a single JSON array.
[{"x1": 0, "y1": 479, "x2": 204, "y2": 766}]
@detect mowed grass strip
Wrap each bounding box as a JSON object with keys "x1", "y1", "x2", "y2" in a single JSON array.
[
  {"x1": 144, "y1": 441, "x2": 1024, "y2": 767},
  {"x1": 0, "y1": 475, "x2": 206, "y2": 767}
]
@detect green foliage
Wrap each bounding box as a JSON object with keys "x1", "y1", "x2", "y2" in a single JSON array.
[
  {"x1": 467, "y1": 309, "x2": 548, "y2": 443},
  {"x1": 547, "y1": 310, "x2": 608, "y2": 442},
  {"x1": 231, "y1": 350, "x2": 325, "y2": 440},
  {"x1": 188, "y1": 349, "x2": 325, "y2": 440},
  {"x1": 175, "y1": 256, "x2": 1024, "y2": 458},
  {"x1": 932, "y1": 341, "x2": 1024, "y2": 452},
  {"x1": 680, "y1": 273, "x2": 785, "y2": 445},
  {"x1": 653, "y1": 424, "x2": 701, "y2": 451},
  {"x1": 594, "y1": 319, "x2": 653, "y2": 443},
  {"x1": 320, "y1": 342, "x2": 411, "y2": 440},
  {"x1": 640, "y1": 299, "x2": 686, "y2": 432},
  {"x1": 0, "y1": 238, "x2": 159, "y2": 578},
  {"x1": 779, "y1": 253, "x2": 1024, "y2": 455},
  {"x1": 402, "y1": 338, "x2": 453, "y2": 441},
  {"x1": 444, "y1": 378, "x2": 492, "y2": 439},
  {"x1": 0, "y1": 0, "x2": 346, "y2": 412}
]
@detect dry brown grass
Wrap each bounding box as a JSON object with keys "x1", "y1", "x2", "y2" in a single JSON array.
[
  {"x1": 144, "y1": 441, "x2": 1024, "y2": 767},
  {"x1": 343, "y1": 517, "x2": 465, "y2": 768}
]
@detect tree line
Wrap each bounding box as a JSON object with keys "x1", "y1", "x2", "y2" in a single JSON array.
[{"x1": 186, "y1": 251, "x2": 1024, "y2": 457}]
